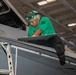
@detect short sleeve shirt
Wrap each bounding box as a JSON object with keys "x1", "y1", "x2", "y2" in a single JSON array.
[{"x1": 28, "y1": 17, "x2": 55, "y2": 36}]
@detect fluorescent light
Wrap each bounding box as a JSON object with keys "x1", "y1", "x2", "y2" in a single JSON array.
[
  {"x1": 37, "y1": 0, "x2": 56, "y2": 6},
  {"x1": 37, "y1": 1, "x2": 47, "y2": 6},
  {"x1": 47, "y1": 0, "x2": 56, "y2": 2},
  {"x1": 68, "y1": 23, "x2": 76, "y2": 27}
]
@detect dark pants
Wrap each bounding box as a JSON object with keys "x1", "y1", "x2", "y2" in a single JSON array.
[
  {"x1": 28, "y1": 35, "x2": 65, "y2": 57},
  {"x1": 28, "y1": 35, "x2": 65, "y2": 65},
  {"x1": 47, "y1": 36, "x2": 65, "y2": 55}
]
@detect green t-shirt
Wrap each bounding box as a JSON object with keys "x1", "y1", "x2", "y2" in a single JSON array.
[{"x1": 28, "y1": 17, "x2": 55, "y2": 36}]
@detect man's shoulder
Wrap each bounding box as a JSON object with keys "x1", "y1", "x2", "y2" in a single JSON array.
[
  {"x1": 40, "y1": 16, "x2": 50, "y2": 22},
  {"x1": 41, "y1": 16, "x2": 49, "y2": 20},
  {"x1": 40, "y1": 16, "x2": 50, "y2": 24},
  {"x1": 39, "y1": 17, "x2": 49, "y2": 25}
]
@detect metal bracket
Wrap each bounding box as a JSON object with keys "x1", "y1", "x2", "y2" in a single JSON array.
[{"x1": 0, "y1": 42, "x2": 14, "y2": 75}]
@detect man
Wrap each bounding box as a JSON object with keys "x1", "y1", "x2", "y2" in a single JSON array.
[
  {"x1": 26, "y1": 10, "x2": 55, "y2": 36},
  {"x1": 26, "y1": 10, "x2": 65, "y2": 65}
]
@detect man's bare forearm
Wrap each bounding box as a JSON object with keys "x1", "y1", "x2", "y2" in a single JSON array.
[{"x1": 32, "y1": 29, "x2": 42, "y2": 36}]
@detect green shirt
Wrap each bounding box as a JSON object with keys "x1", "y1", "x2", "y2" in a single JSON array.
[{"x1": 28, "y1": 17, "x2": 55, "y2": 36}]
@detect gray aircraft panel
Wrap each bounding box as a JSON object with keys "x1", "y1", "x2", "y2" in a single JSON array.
[
  {"x1": 0, "y1": 37, "x2": 76, "y2": 75},
  {"x1": 0, "y1": 48, "x2": 76, "y2": 75},
  {"x1": 18, "y1": 34, "x2": 60, "y2": 41}
]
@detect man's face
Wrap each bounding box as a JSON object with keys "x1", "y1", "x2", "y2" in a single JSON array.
[{"x1": 29, "y1": 19, "x2": 38, "y2": 27}]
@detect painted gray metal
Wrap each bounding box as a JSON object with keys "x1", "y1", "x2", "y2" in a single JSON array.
[{"x1": 0, "y1": 37, "x2": 76, "y2": 75}]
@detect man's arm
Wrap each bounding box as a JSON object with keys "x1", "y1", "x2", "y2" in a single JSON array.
[{"x1": 32, "y1": 29, "x2": 42, "y2": 36}]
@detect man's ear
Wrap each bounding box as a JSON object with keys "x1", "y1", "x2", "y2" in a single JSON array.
[{"x1": 35, "y1": 14, "x2": 41, "y2": 20}]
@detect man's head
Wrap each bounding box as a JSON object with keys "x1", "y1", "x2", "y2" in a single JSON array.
[{"x1": 26, "y1": 10, "x2": 41, "y2": 27}]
